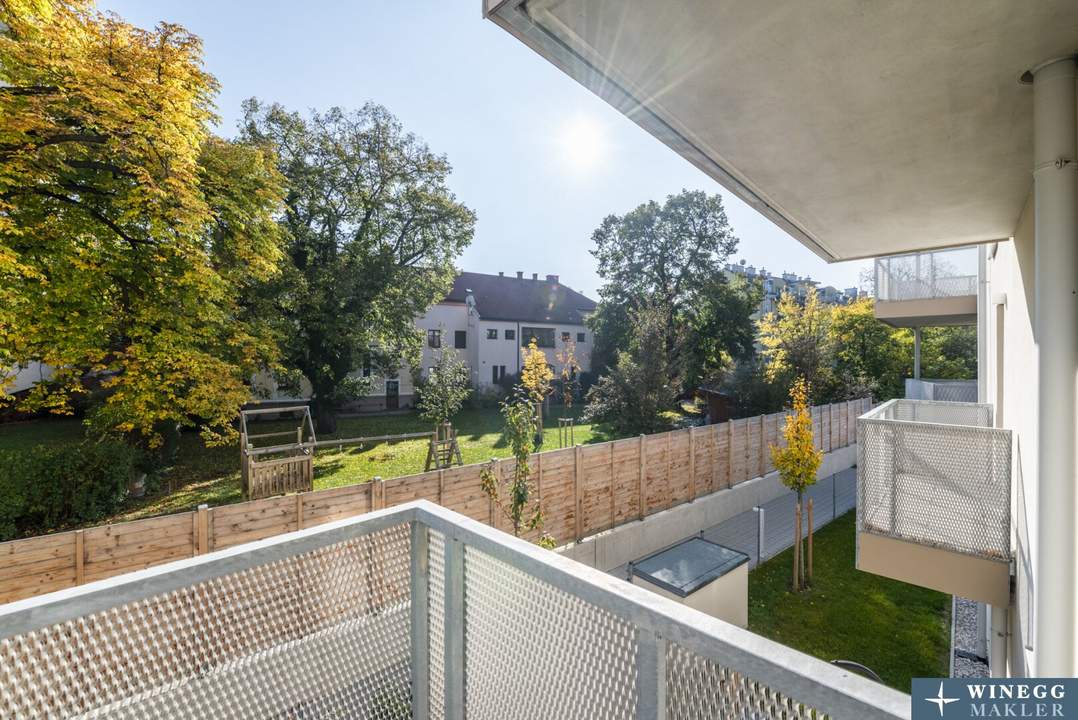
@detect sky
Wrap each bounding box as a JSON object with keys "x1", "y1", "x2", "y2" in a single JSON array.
[{"x1": 99, "y1": 0, "x2": 869, "y2": 300}]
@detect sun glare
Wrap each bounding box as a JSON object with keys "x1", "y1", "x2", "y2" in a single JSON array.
[{"x1": 556, "y1": 113, "x2": 609, "y2": 174}]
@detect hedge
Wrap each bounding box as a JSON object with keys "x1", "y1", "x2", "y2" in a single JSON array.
[{"x1": 0, "y1": 441, "x2": 138, "y2": 541}]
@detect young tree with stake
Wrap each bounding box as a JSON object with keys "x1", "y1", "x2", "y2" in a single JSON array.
[
  {"x1": 480, "y1": 387, "x2": 555, "y2": 548},
  {"x1": 770, "y1": 377, "x2": 822, "y2": 591}
]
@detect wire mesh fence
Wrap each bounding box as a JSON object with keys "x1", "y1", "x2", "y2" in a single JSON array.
[{"x1": 702, "y1": 470, "x2": 858, "y2": 569}]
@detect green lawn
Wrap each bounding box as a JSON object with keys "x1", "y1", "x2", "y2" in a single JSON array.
[
  {"x1": 0, "y1": 406, "x2": 608, "y2": 523},
  {"x1": 748, "y1": 511, "x2": 951, "y2": 693}
]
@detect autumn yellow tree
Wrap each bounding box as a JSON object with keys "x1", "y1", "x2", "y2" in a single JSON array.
[
  {"x1": 555, "y1": 338, "x2": 581, "y2": 407},
  {"x1": 520, "y1": 338, "x2": 554, "y2": 446},
  {"x1": 757, "y1": 288, "x2": 833, "y2": 400},
  {"x1": 770, "y1": 377, "x2": 822, "y2": 591},
  {"x1": 0, "y1": 1, "x2": 284, "y2": 452}
]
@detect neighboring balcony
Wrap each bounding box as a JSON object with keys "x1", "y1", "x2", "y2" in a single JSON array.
[
  {"x1": 874, "y1": 247, "x2": 978, "y2": 327},
  {"x1": 0, "y1": 501, "x2": 907, "y2": 719},
  {"x1": 857, "y1": 400, "x2": 1012, "y2": 607},
  {"x1": 904, "y1": 378, "x2": 978, "y2": 403}
]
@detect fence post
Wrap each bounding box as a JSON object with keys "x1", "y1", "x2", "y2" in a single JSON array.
[
  {"x1": 712, "y1": 424, "x2": 720, "y2": 491},
  {"x1": 444, "y1": 536, "x2": 465, "y2": 720},
  {"x1": 688, "y1": 426, "x2": 697, "y2": 502},
  {"x1": 609, "y1": 442, "x2": 616, "y2": 529},
  {"x1": 754, "y1": 506, "x2": 765, "y2": 565},
  {"x1": 665, "y1": 432, "x2": 673, "y2": 508},
  {"x1": 847, "y1": 399, "x2": 855, "y2": 446},
  {"x1": 74, "y1": 530, "x2": 85, "y2": 585},
  {"x1": 638, "y1": 435, "x2": 647, "y2": 521},
  {"x1": 373, "y1": 476, "x2": 384, "y2": 511},
  {"x1": 728, "y1": 421, "x2": 735, "y2": 486},
  {"x1": 411, "y1": 522, "x2": 430, "y2": 720},
  {"x1": 574, "y1": 445, "x2": 583, "y2": 541},
  {"x1": 635, "y1": 628, "x2": 667, "y2": 720},
  {"x1": 196, "y1": 504, "x2": 210, "y2": 555},
  {"x1": 758, "y1": 414, "x2": 766, "y2": 475},
  {"x1": 833, "y1": 474, "x2": 838, "y2": 520}
]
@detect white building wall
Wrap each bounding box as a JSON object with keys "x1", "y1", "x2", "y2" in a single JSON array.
[
  {"x1": 983, "y1": 192, "x2": 1038, "y2": 677},
  {"x1": 474, "y1": 319, "x2": 594, "y2": 387}
]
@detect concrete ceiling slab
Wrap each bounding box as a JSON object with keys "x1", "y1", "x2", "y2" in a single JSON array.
[{"x1": 486, "y1": 0, "x2": 1078, "y2": 261}]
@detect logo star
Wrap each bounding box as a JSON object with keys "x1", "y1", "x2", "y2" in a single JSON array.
[{"x1": 926, "y1": 682, "x2": 960, "y2": 717}]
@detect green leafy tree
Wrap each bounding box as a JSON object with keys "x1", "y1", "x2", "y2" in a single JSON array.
[
  {"x1": 0, "y1": 1, "x2": 285, "y2": 451},
  {"x1": 240, "y1": 100, "x2": 475, "y2": 433},
  {"x1": 921, "y1": 325, "x2": 977, "y2": 379},
  {"x1": 588, "y1": 189, "x2": 753, "y2": 388},
  {"x1": 480, "y1": 387, "x2": 554, "y2": 547},
  {"x1": 770, "y1": 377, "x2": 822, "y2": 591},
  {"x1": 830, "y1": 297, "x2": 909, "y2": 400},
  {"x1": 584, "y1": 304, "x2": 678, "y2": 435},
  {"x1": 416, "y1": 350, "x2": 471, "y2": 427}
]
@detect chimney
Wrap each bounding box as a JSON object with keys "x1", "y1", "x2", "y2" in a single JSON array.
[
  {"x1": 498, "y1": 271, "x2": 504, "y2": 276},
  {"x1": 546, "y1": 274, "x2": 559, "y2": 284},
  {"x1": 532, "y1": 273, "x2": 538, "y2": 281},
  {"x1": 516, "y1": 271, "x2": 523, "y2": 279}
]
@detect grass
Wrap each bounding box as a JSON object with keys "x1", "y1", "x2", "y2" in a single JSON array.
[
  {"x1": 748, "y1": 511, "x2": 951, "y2": 692},
  {"x1": 0, "y1": 405, "x2": 608, "y2": 524}
]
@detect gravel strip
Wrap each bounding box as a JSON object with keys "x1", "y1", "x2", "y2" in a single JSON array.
[{"x1": 952, "y1": 597, "x2": 989, "y2": 678}]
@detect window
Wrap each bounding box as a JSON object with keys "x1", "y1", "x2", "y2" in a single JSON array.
[
  {"x1": 486, "y1": 329, "x2": 498, "y2": 340},
  {"x1": 576, "y1": 332, "x2": 586, "y2": 343},
  {"x1": 491, "y1": 365, "x2": 506, "y2": 385},
  {"x1": 454, "y1": 330, "x2": 467, "y2": 349},
  {"x1": 505, "y1": 329, "x2": 516, "y2": 341},
  {"x1": 427, "y1": 329, "x2": 441, "y2": 348},
  {"x1": 521, "y1": 327, "x2": 555, "y2": 348},
  {"x1": 362, "y1": 357, "x2": 372, "y2": 378},
  {"x1": 561, "y1": 332, "x2": 571, "y2": 343}
]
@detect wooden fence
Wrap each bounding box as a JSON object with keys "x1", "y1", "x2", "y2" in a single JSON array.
[{"x1": 0, "y1": 398, "x2": 871, "y2": 604}]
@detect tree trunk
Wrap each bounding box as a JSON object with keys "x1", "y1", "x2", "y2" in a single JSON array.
[
  {"x1": 313, "y1": 397, "x2": 337, "y2": 435},
  {"x1": 792, "y1": 499, "x2": 801, "y2": 591},
  {"x1": 152, "y1": 420, "x2": 181, "y2": 467},
  {"x1": 533, "y1": 402, "x2": 544, "y2": 448}
]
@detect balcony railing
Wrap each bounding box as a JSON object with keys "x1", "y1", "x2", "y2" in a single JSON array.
[
  {"x1": 857, "y1": 400, "x2": 1011, "y2": 562},
  {"x1": 0, "y1": 501, "x2": 907, "y2": 719},
  {"x1": 904, "y1": 378, "x2": 978, "y2": 403},
  {"x1": 874, "y1": 246, "x2": 978, "y2": 302}
]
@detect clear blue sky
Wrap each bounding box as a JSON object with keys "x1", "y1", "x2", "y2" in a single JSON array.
[{"x1": 99, "y1": 0, "x2": 869, "y2": 300}]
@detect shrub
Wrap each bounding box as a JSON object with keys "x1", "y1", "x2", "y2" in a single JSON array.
[{"x1": 0, "y1": 441, "x2": 139, "y2": 540}]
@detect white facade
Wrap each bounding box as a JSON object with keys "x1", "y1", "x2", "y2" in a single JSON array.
[{"x1": 416, "y1": 305, "x2": 593, "y2": 390}]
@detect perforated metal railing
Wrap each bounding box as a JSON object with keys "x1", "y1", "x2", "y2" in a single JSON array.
[
  {"x1": 0, "y1": 502, "x2": 908, "y2": 720},
  {"x1": 858, "y1": 399, "x2": 1011, "y2": 561},
  {"x1": 904, "y1": 378, "x2": 978, "y2": 403},
  {"x1": 874, "y1": 246, "x2": 978, "y2": 302}
]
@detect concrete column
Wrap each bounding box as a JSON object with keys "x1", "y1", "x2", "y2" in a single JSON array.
[
  {"x1": 988, "y1": 604, "x2": 1008, "y2": 677},
  {"x1": 1032, "y1": 56, "x2": 1078, "y2": 676},
  {"x1": 913, "y1": 327, "x2": 922, "y2": 380}
]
